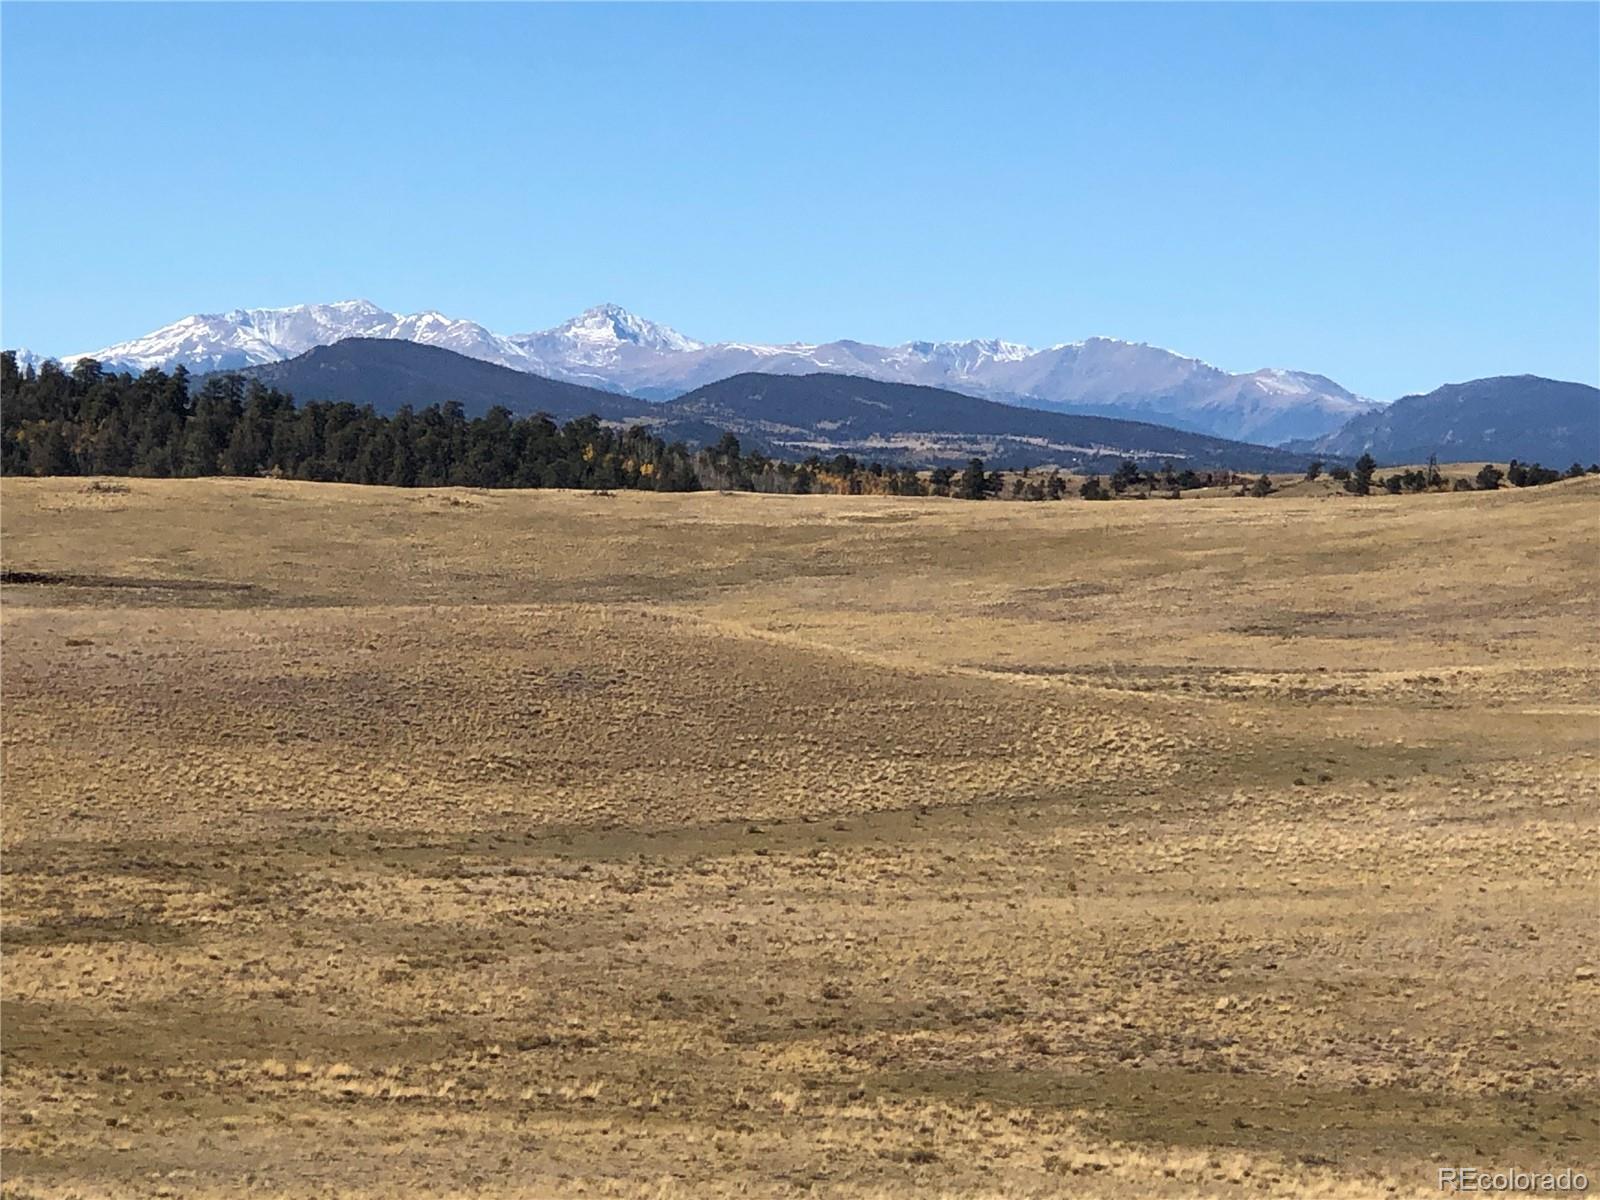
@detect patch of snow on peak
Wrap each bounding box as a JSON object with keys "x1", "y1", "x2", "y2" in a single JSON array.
[
  {"x1": 542, "y1": 304, "x2": 704, "y2": 355},
  {"x1": 1247, "y1": 368, "x2": 1315, "y2": 397}
]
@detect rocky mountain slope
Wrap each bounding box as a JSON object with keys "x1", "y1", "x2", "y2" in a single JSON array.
[{"x1": 1299, "y1": 375, "x2": 1598, "y2": 466}]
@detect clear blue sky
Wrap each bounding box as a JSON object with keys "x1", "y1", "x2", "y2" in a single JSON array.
[{"x1": 3, "y1": 2, "x2": 1596, "y2": 398}]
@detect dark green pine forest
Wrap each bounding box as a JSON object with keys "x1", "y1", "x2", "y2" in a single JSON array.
[
  {"x1": 0, "y1": 353, "x2": 987, "y2": 496},
  {"x1": 1, "y1": 353, "x2": 726, "y2": 492}
]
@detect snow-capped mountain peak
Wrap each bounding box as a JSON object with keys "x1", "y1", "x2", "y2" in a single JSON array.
[
  {"x1": 57, "y1": 301, "x2": 546, "y2": 376},
  {"x1": 1243, "y1": 367, "x2": 1360, "y2": 399},
  {"x1": 38, "y1": 300, "x2": 1383, "y2": 444},
  {"x1": 530, "y1": 304, "x2": 704, "y2": 355},
  {"x1": 10, "y1": 348, "x2": 50, "y2": 374}
]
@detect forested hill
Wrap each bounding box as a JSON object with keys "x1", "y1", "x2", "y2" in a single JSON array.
[
  {"x1": 665, "y1": 372, "x2": 1317, "y2": 471},
  {"x1": 182, "y1": 338, "x2": 1319, "y2": 470},
  {"x1": 218, "y1": 337, "x2": 656, "y2": 423}
]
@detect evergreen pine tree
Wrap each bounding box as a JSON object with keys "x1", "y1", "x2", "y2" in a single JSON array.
[
  {"x1": 959, "y1": 457, "x2": 988, "y2": 500},
  {"x1": 1346, "y1": 453, "x2": 1377, "y2": 495}
]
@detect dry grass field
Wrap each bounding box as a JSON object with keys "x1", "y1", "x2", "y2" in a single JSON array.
[{"x1": 2, "y1": 475, "x2": 1597, "y2": 1199}]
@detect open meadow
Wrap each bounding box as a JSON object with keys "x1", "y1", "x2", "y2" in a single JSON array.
[{"x1": 2, "y1": 476, "x2": 1597, "y2": 1199}]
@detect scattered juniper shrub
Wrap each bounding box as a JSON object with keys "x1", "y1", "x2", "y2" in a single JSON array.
[
  {"x1": 1346, "y1": 454, "x2": 1377, "y2": 495},
  {"x1": 1506, "y1": 460, "x2": 1563, "y2": 487}
]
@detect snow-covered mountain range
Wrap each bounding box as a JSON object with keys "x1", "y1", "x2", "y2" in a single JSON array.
[{"x1": 38, "y1": 300, "x2": 1382, "y2": 443}]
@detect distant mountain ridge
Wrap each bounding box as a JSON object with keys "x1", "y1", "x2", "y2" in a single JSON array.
[
  {"x1": 662, "y1": 371, "x2": 1315, "y2": 471},
  {"x1": 228, "y1": 339, "x2": 657, "y2": 424},
  {"x1": 48, "y1": 299, "x2": 1380, "y2": 444},
  {"x1": 218, "y1": 338, "x2": 1314, "y2": 471},
  {"x1": 1299, "y1": 375, "x2": 1599, "y2": 466}
]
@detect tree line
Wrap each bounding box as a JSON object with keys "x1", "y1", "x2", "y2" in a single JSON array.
[
  {"x1": 5, "y1": 355, "x2": 1592, "y2": 500},
  {"x1": 0, "y1": 355, "x2": 933, "y2": 495},
  {"x1": 1074, "y1": 453, "x2": 1595, "y2": 501},
  {"x1": 0, "y1": 355, "x2": 1258, "y2": 501},
  {"x1": 1325, "y1": 453, "x2": 1592, "y2": 496},
  {"x1": 1075, "y1": 457, "x2": 1286, "y2": 499},
  {"x1": 2, "y1": 355, "x2": 714, "y2": 490}
]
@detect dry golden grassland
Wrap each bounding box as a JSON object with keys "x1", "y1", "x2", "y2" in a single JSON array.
[{"x1": 2, "y1": 475, "x2": 1597, "y2": 1199}]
